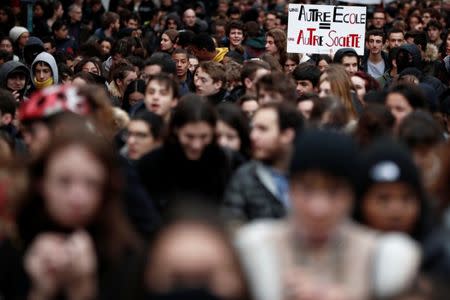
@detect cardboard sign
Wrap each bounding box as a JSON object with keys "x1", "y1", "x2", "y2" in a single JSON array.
[{"x1": 287, "y1": 4, "x2": 367, "y2": 55}]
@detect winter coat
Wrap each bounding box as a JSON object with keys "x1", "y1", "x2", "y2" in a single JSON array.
[
  {"x1": 222, "y1": 161, "x2": 287, "y2": 222},
  {"x1": 137, "y1": 143, "x2": 233, "y2": 216}
]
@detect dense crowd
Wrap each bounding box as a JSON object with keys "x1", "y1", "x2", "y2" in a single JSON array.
[{"x1": 0, "y1": 0, "x2": 450, "y2": 299}]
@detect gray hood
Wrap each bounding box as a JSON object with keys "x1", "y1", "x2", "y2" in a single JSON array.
[
  {"x1": 0, "y1": 60, "x2": 30, "y2": 90},
  {"x1": 31, "y1": 52, "x2": 59, "y2": 84}
]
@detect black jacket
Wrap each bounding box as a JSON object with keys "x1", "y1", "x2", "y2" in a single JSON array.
[
  {"x1": 137, "y1": 143, "x2": 233, "y2": 216},
  {"x1": 222, "y1": 161, "x2": 287, "y2": 222}
]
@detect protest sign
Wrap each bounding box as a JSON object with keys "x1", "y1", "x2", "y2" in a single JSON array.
[{"x1": 287, "y1": 4, "x2": 367, "y2": 55}]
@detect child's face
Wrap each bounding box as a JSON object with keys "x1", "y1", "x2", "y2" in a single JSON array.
[
  {"x1": 290, "y1": 171, "x2": 353, "y2": 244},
  {"x1": 362, "y1": 182, "x2": 419, "y2": 234},
  {"x1": 144, "y1": 80, "x2": 176, "y2": 119}
]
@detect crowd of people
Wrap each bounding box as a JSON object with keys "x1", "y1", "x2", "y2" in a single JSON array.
[{"x1": 0, "y1": 0, "x2": 450, "y2": 299}]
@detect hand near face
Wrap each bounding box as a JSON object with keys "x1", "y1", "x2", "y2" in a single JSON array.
[
  {"x1": 65, "y1": 231, "x2": 98, "y2": 300},
  {"x1": 25, "y1": 231, "x2": 98, "y2": 300},
  {"x1": 66, "y1": 230, "x2": 97, "y2": 280},
  {"x1": 25, "y1": 233, "x2": 69, "y2": 299}
]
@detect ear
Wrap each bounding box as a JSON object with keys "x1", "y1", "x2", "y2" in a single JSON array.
[
  {"x1": 244, "y1": 77, "x2": 253, "y2": 89},
  {"x1": 280, "y1": 128, "x2": 295, "y2": 145},
  {"x1": 171, "y1": 98, "x2": 178, "y2": 108},
  {"x1": 214, "y1": 80, "x2": 223, "y2": 91}
]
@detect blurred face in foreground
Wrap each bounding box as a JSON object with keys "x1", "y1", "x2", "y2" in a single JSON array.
[{"x1": 290, "y1": 171, "x2": 353, "y2": 245}]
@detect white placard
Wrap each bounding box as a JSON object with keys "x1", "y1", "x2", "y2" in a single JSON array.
[{"x1": 287, "y1": 4, "x2": 367, "y2": 55}]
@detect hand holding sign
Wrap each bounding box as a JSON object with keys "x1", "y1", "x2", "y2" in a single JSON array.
[{"x1": 287, "y1": 4, "x2": 367, "y2": 55}]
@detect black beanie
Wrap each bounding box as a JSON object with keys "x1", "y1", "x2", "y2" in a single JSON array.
[
  {"x1": 356, "y1": 138, "x2": 422, "y2": 200},
  {"x1": 289, "y1": 129, "x2": 359, "y2": 188}
]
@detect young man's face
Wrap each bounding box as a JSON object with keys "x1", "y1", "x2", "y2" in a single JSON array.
[
  {"x1": 127, "y1": 18, "x2": 139, "y2": 30},
  {"x1": 265, "y1": 13, "x2": 277, "y2": 30},
  {"x1": 7, "y1": 73, "x2": 26, "y2": 91},
  {"x1": 126, "y1": 120, "x2": 157, "y2": 160},
  {"x1": 194, "y1": 67, "x2": 221, "y2": 96},
  {"x1": 368, "y1": 35, "x2": 383, "y2": 55},
  {"x1": 296, "y1": 80, "x2": 314, "y2": 96},
  {"x1": 257, "y1": 87, "x2": 284, "y2": 104},
  {"x1": 362, "y1": 182, "x2": 419, "y2": 234},
  {"x1": 34, "y1": 63, "x2": 52, "y2": 82},
  {"x1": 290, "y1": 171, "x2": 353, "y2": 244},
  {"x1": 388, "y1": 32, "x2": 405, "y2": 49},
  {"x1": 54, "y1": 25, "x2": 68, "y2": 39},
  {"x1": 145, "y1": 80, "x2": 177, "y2": 120},
  {"x1": 427, "y1": 27, "x2": 441, "y2": 43},
  {"x1": 172, "y1": 53, "x2": 189, "y2": 79},
  {"x1": 341, "y1": 56, "x2": 358, "y2": 76},
  {"x1": 22, "y1": 121, "x2": 51, "y2": 156},
  {"x1": 229, "y1": 28, "x2": 244, "y2": 47},
  {"x1": 250, "y1": 108, "x2": 283, "y2": 162},
  {"x1": 43, "y1": 42, "x2": 55, "y2": 54},
  {"x1": 372, "y1": 12, "x2": 386, "y2": 29}
]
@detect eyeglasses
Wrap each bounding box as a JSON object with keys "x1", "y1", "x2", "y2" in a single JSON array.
[{"x1": 123, "y1": 130, "x2": 151, "y2": 140}]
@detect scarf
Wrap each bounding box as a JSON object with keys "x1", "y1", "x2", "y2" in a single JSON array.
[{"x1": 34, "y1": 77, "x2": 54, "y2": 89}]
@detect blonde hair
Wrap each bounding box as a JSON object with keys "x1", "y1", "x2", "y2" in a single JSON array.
[{"x1": 320, "y1": 64, "x2": 357, "y2": 119}]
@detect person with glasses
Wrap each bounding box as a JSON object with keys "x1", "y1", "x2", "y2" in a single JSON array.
[{"x1": 124, "y1": 111, "x2": 163, "y2": 161}]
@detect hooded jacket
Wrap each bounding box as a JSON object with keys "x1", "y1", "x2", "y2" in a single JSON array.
[
  {"x1": 31, "y1": 52, "x2": 59, "y2": 85},
  {"x1": 23, "y1": 37, "x2": 45, "y2": 66},
  {"x1": 396, "y1": 44, "x2": 422, "y2": 72},
  {"x1": 0, "y1": 61, "x2": 30, "y2": 94}
]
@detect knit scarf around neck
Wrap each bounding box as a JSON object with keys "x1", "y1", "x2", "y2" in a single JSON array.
[{"x1": 34, "y1": 77, "x2": 53, "y2": 89}]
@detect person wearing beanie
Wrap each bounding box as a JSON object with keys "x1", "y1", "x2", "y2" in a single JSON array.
[
  {"x1": 30, "y1": 52, "x2": 59, "y2": 91},
  {"x1": 333, "y1": 47, "x2": 360, "y2": 76},
  {"x1": 353, "y1": 138, "x2": 432, "y2": 242},
  {"x1": 9, "y1": 26, "x2": 29, "y2": 60},
  {"x1": 235, "y1": 129, "x2": 421, "y2": 300}
]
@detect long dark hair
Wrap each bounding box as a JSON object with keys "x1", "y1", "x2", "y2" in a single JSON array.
[
  {"x1": 122, "y1": 79, "x2": 146, "y2": 113},
  {"x1": 167, "y1": 93, "x2": 217, "y2": 145},
  {"x1": 216, "y1": 102, "x2": 251, "y2": 158},
  {"x1": 16, "y1": 123, "x2": 140, "y2": 261}
]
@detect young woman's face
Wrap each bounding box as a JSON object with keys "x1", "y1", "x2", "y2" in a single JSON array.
[
  {"x1": 81, "y1": 61, "x2": 100, "y2": 75},
  {"x1": 100, "y1": 41, "x2": 112, "y2": 56},
  {"x1": 177, "y1": 121, "x2": 214, "y2": 160},
  {"x1": 386, "y1": 92, "x2": 413, "y2": 127},
  {"x1": 216, "y1": 120, "x2": 241, "y2": 152},
  {"x1": 265, "y1": 36, "x2": 277, "y2": 55},
  {"x1": 42, "y1": 145, "x2": 105, "y2": 228},
  {"x1": 160, "y1": 33, "x2": 174, "y2": 52},
  {"x1": 128, "y1": 91, "x2": 144, "y2": 107},
  {"x1": 318, "y1": 80, "x2": 332, "y2": 98},
  {"x1": 284, "y1": 58, "x2": 297, "y2": 74},
  {"x1": 362, "y1": 182, "x2": 420, "y2": 234},
  {"x1": 351, "y1": 76, "x2": 366, "y2": 103}
]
